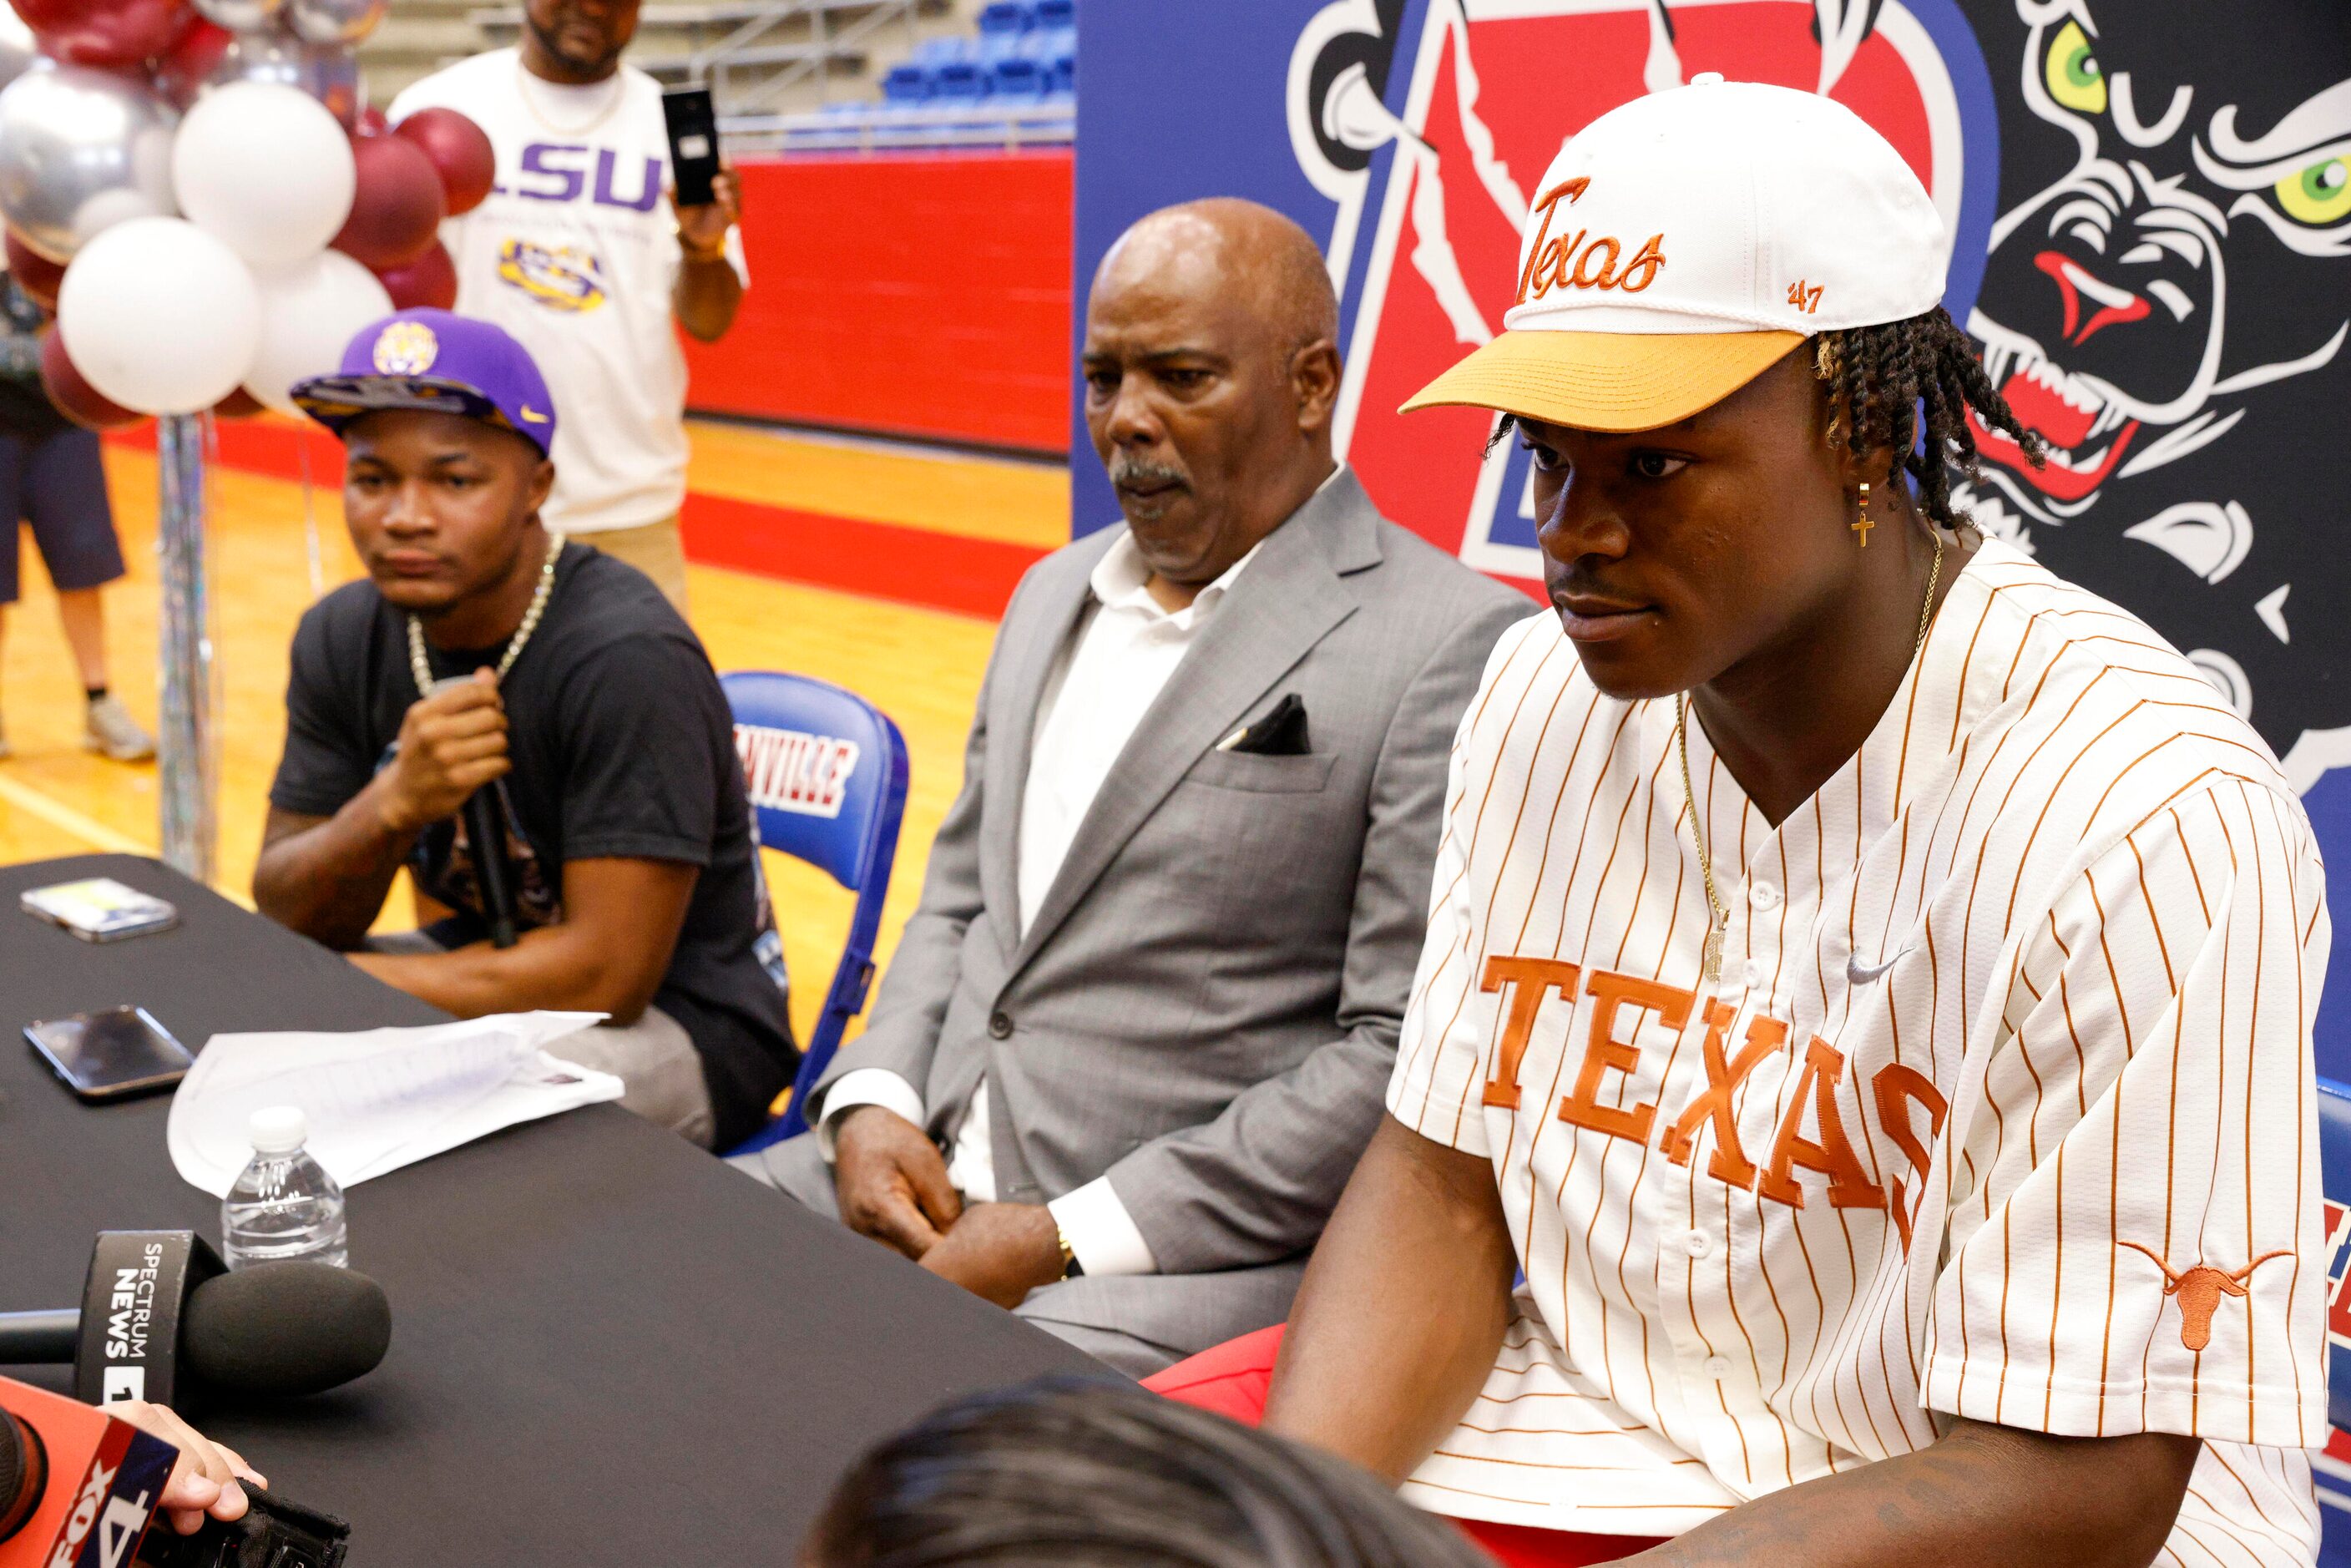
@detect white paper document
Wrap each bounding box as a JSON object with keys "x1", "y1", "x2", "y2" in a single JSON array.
[{"x1": 168, "y1": 1012, "x2": 625, "y2": 1198}]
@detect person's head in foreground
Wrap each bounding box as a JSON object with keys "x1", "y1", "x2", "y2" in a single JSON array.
[
  {"x1": 1238, "y1": 73, "x2": 2327, "y2": 1568},
  {"x1": 806, "y1": 1380, "x2": 1489, "y2": 1568},
  {"x1": 295, "y1": 309, "x2": 559, "y2": 646},
  {"x1": 1081, "y1": 196, "x2": 1342, "y2": 598}
]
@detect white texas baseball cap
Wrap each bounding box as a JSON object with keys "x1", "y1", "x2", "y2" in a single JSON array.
[{"x1": 1404, "y1": 75, "x2": 1949, "y2": 432}]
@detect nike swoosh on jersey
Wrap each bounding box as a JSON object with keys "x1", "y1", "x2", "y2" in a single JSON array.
[
  {"x1": 521, "y1": 405, "x2": 551, "y2": 423},
  {"x1": 1846, "y1": 947, "x2": 1912, "y2": 984}
]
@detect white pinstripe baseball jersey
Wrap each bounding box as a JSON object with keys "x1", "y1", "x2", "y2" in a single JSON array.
[{"x1": 1388, "y1": 537, "x2": 2330, "y2": 1562}]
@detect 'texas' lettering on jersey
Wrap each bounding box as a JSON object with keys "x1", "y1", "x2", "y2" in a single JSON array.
[
  {"x1": 1477, "y1": 955, "x2": 1948, "y2": 1247},
  {"x1": 1513, "y1": 179, "x2": 1667, "y2": 306}
]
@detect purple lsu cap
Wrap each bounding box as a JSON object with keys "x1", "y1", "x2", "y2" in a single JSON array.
[{"x1": 291, "y1": 309, "x2": 558, "y2": 457}]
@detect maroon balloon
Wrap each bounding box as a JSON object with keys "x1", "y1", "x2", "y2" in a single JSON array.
[
  {"x1": 5, "y1": 232, "x2": 65, "y2": 311},
  {"x1": 331, "y1": 134, "x2": 447, "y2": 271},
  {"x1": 212, "y1": 386, "x2": 265, "y2": 418},
  {"x1": 154, "y1": 17, "x2": 233, "y2": 108},
  {"x1": 39, "y1": 331, "x2": 140, "y2": 431},
  {"x1": 392, "y1": 107, "x2": 497, "y2": 216},
  {"x1": 374, "y1": 239, "x2": 458, "y2": 311},
  {"x1": 17, "y1": 0, "x2": 192, "y2": 68},
  {"x1": 354, "y1": 105, "x2": 388, "y2": 137}
]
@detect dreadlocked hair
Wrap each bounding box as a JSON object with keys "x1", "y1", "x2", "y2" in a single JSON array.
[{"x1": 1812, "y1": 305, "x2": 2045, "y2": 533}]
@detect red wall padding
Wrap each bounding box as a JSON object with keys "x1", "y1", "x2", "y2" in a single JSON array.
[{"x1": 683, "y1": 151, "x2": 1074, "y2": 455}]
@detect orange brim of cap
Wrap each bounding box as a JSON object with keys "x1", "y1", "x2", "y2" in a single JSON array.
[{"x1": 1401, "y1": 328, "x2": 1807, "y2": 432}]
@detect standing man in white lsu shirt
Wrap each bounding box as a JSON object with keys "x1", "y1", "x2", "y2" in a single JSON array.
[{"x1": 388, "y1": 0, "x2": 747, "y2": 613}]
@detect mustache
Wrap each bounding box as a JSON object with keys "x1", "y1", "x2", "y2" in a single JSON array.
[{"x1": 1109, "y1": 456, "x2": 1188, "y2": 490}]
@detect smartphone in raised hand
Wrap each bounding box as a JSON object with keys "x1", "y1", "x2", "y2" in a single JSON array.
[{"x1": 663, "y1": 86, "x2": 721, "y2": 209}]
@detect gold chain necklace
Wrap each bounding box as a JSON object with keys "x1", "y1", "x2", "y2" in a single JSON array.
[
  {"x1": 408, "y1": 532, "x2": 567, "y2": 697},
  {"x1": 1676, "y1": 531, "x2": 1944, "y2": 984}
]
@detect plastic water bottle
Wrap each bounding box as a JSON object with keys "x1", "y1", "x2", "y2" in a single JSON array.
[{"x1": 220, "y1": 1106, "x2": 348, "y2": 1270}]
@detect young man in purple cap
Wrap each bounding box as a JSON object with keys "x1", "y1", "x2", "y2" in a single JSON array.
[{"x1": 253, "y1": 308, "x2": 796, "y2": 1150}]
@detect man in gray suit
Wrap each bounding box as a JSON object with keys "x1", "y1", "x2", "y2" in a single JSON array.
[{"x1": 732, "y1": 198, "x2": 1526, "y2": 1374}]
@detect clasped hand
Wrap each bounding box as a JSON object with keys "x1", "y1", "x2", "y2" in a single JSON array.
[
  {"x1": 833, "y1": 1105, "x2": 1064, "y2": 1308},
  {"x1": 372, "y1": 669, "x2": 509, "y2": 836}
]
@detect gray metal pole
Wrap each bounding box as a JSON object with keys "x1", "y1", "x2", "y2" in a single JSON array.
[{"x1": 155, "y1": 412, "x2": 215, "y2": 883}]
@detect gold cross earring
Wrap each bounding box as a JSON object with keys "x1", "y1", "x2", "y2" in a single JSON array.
[{"x1": 1852, "y1": 482, "x2": 1873, "y2": 548}]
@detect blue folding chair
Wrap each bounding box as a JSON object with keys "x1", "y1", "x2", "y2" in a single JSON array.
[{"x1": 720, "y1": 672, "x2": 910, "y2": 1155}]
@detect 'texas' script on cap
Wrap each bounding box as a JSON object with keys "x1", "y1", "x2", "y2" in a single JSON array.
[{"x1": 1514, "y1": 179, "x2": 1667, "y2": 305}]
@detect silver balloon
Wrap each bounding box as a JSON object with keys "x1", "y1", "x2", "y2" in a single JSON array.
[
  {"x1": 0, "y1": 63, "x2": 179, "y2": 264},
  {"x1": 207, "y1": 24, "x2": 361, "y2": 126},
  {"x1": 0, "y1": 3, "x2": 38, "y2": 99},
  {"x1": 193, "y1": 0, "x2": 285, "y2": 33},
  {"x1": 282, "y1": 0, "x2": 384, "y2": 46}
]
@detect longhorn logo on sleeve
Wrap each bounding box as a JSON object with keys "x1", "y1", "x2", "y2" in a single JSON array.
[{"x1": 2117, "y1": 1242, "x2": 2295, "y2": 1351}]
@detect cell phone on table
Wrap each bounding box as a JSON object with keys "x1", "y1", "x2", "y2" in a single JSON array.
[
  {"x1": 662, "y1": 86, "x2": 721, "y2": 209},
  {"x1": 26, "y1": 1005, "x2": 194, "y2": 1102}
]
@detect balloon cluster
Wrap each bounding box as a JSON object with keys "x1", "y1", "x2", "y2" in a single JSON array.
[{"x1": 0, "y1": 0, "x2": 493, "y2": 427}]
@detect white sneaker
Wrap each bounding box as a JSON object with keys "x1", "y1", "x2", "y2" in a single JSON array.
[{"x1": 84, "y1": 695, "x2": 154, "y2": 762}]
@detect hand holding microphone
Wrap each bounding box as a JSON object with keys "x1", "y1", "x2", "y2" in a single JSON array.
[
  {"x1": 374, "y1": 670, "x2": 509, "y2": 837},
  {"x1": 0, "y1": 1234, "x2": 381, "y2": 1566},
  {"x1": 373, "y1": 670, "x2": 520, "y2": 947},
  {"x1": 104, "y1": 1399, "x2": 263, "y2": 1539}
]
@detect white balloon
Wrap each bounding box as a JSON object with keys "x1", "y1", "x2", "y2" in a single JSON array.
[
  {"x1": 243, "y1": 250, "x2": 389, "y2": 417},
  {"x1": 172, "y1": 81, "x2": 354, "y2": 267},
  {"x1": 57, "y1": 217, "x2": 260, "y2": 415}
]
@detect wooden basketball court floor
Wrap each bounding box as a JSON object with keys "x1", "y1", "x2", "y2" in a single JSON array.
[{"x1": 0, "y1": 422, "x2": 1069, "y2": 1045}]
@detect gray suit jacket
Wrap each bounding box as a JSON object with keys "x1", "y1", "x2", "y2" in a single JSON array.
[{"x1": 811, "y1": 468, "x2": 1527, "y2": 1359}]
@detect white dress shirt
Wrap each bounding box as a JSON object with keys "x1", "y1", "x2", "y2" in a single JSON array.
[{"x1": 821, "y1": 526, "x2": 1267, "y2": 1277}]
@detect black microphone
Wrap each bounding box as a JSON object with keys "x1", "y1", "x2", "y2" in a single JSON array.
[
  {"x1": 464, "y1": 787, "x2": 519, "y2": 948},
  {"x1": 427, "y1": 674, "x2": 518, "y2": 949},
  {"x1": 0, "y1": 1233, "x2": 389, "y2": 1411}
]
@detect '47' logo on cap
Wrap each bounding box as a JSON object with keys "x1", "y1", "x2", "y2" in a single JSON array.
[{"x1": 1514, "y1": 178, "x2": 1666, "y2": 306}]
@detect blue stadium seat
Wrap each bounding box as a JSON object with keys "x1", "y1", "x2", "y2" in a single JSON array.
[
  {"x1": 720, "y1": 672, "x2": 910, "y2": 1155},
  {"x1": 988, "y1": 57, "x2": 1044, "y2": 101},
  {"x1": 930, "y1": 59, "x2": 988, "y2": 103},
  {"x1": 879, "y1": 62, "x2": 933, "y2": 103},
  {"x1": 1044, "y1": 52, "x2": 1074, "y2": 95},
  {"x1": 1032, "y1": 0, "x2": 1073, "y2": 26},
  {"x1": 975, "y1": 0, "x2": 1030, "y2": 63}
]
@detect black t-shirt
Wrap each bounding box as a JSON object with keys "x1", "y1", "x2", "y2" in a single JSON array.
[{"x1": 269, "y1": 544, "x2": 797, "y2": 1146}]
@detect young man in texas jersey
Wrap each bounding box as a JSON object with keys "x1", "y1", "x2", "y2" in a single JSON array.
[{"x1": 1154, "y1": 78, "x2": 2331, "y2": 1568}]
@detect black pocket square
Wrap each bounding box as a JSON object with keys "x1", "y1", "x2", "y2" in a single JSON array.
[{"x1": 1223, "y1": 693, "x2": 1311, "y2": 756}]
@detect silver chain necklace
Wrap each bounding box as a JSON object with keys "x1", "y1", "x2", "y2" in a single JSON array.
[
  {"x1": 408, "y1": 531, "x2": 567, "y2": 697},
  {"x1": 1676, "y1": 531, "x2": 1944, "y2": 984}
]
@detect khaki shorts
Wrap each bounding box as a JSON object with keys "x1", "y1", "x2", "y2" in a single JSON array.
[{"x1": 577, "y1": 515, "x2": 689, "y2": 615}]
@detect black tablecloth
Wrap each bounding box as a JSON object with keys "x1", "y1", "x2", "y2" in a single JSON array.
[{"x1": 0, "y1": 854, "x2": 1102, "y2": 1561}]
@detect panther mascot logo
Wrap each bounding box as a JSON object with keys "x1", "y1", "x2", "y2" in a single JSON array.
[{"x1": 1959, "y1": 1, "x2": 2351, "y2": 778}]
